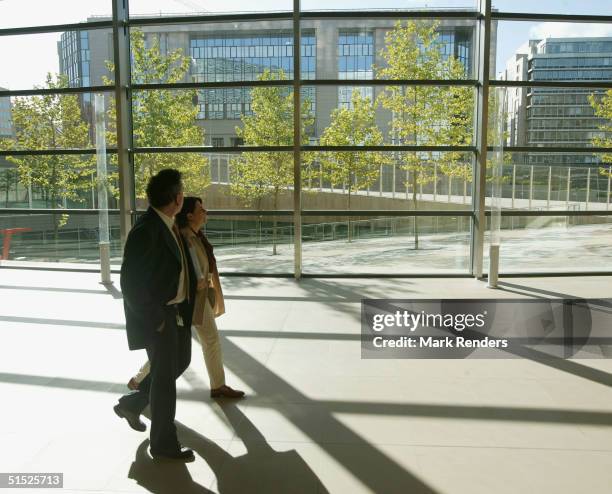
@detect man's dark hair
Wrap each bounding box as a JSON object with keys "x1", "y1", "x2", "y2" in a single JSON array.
[
  {"x1": 146, "y1": 169, "x2": 183, "y2": 208},
  {"x1": 176, "y1": 196, "x2": 202, "y2": 228}
]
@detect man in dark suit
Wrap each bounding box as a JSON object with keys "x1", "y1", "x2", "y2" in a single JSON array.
[{"x1": 114, "y1": 168, "x2": 197, "y2": 462}]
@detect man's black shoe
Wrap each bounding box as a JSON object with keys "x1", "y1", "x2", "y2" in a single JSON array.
[
  {"x1": 150, "y1": 447, "x2": 195, "y2": 462},
  {"x1": 113, "y1": 403, "x2": 146, "y2": 432}
]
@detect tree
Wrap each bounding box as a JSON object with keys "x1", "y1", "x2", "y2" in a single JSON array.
[
  {"x1": 376, "y1": 20, "x2": 473, "y2": 249},
  {"x1": 230, "y1": 69, "x2": 314, "y2": 255},
  {"x1": 316, "y1": 89, "x2": 391, "y2": 241},
  {"x1": 0, "y1": 73, "x2": 94, "y2": 238},
  {"x1": 0, "y1": 164, "x2": 16, "y2": 207},
  {"x1": 105, "y1": 29, "x2": 210, "y2": 199},
  {"x1": 589, "y1": 89, "x2": 612, "y2": 183}
]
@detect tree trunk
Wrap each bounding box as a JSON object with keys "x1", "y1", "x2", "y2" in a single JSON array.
[
  {"x1": 347, "y1": 185, "x2": 352, "y2": 243},
  {"x1": 412, "y1": 156, "x2": 419, "y2": 250},
  {"x1": 411, "y1": 88, "x2": 420, "y2": 250},
  {"x1": 4, "y1": 171, "x2": 9, "y2": 207},
  {"x1": 51, "y1": 196, "x2": 59, "y2": 256}
]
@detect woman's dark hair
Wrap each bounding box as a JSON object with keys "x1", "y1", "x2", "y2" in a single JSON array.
[
  {"x1": 177, "y1": 196, "x2": 217, "y2": 274},
  {"x1": 176, "y1": 196, "x2": 202, "y2": 228},
  {"x1": 146, "y1": 168, "x2": 183, "y2": 208}
]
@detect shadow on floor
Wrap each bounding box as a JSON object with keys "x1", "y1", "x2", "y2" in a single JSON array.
[
  {"x1": 183, "y1": 403, "x2": 329, "y2": 493},
  {"x1": 217, "y1": 337, "x2": 440, "y2": 494},
  {"x1": 131, "y1": 404, "x2": 329, "y2": 494},
  {"x1": 128, "y1": 439, "x2": 212, "y2": 494},
  {"x1": 497, "y1": 281, "x2": 612, "y2": 306}
]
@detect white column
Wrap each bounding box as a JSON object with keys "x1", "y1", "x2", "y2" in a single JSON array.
[
  {"x1": 95, "y1": 93, "x2": 111, "y2": 284},
  {"x1": 585, "y1": 167, "x2": 591, "y2": 211},
  {"x1": 607, "y1": 171, "x2": 610, "y2": 210},
  {"x1": 566, "y1": 167, "x2": 571, "y2": 208},
  {"x1": 529, "y1": 165, "x2": 533, "y2": 210},
  {"x1": 433, "y1": 162, "x2": 438, "y2": 201},
  {"x1": 547, "y1": 166, "x2": 551, "y2": 210}
]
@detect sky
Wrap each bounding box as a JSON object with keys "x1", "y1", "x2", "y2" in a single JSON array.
[{"x1": 1, "y1": 0, "x2": 611, "y2": 89}]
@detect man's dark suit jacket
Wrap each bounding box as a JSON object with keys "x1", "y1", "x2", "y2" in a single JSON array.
[{"x1": 120, "y1": 207, "x2": 196, "y2": 350}]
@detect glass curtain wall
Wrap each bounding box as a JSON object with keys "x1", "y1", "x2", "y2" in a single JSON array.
[
  {"x1": 1, "y1": 0, "x2": 611, "y2": 274},
  {"x1": 489, "y1": 13, "x2": 612, "y2": 273},
  {"x1": 0, "y1": 1, "x2": 118, "y2": 266}
]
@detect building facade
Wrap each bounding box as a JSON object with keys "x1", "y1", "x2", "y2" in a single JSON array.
[
  {"x1": 55, "y1": 15, "x2": 490, "y2": 201},
  {"x1": 503, "y1": 37, "x2": 612, "y2": 169},
  {"x1": 59, "y1": 16, "x2": 488, "y2": 145},
  {"x1": 0, "y1": 89, "x2": 12, "y2": 139}
]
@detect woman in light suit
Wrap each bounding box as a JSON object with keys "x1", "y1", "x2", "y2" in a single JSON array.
[{"x1": 127, "y1": 196, "x2": 244, "y2": 399}]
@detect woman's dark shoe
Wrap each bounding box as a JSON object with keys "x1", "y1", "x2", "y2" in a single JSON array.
[
  {"x1": 127, "y1": 378, "x2": 139, "y2": 391},
  {"x1": 210, "y1": 385, "x2": 245, "y2": 399},
  {"x1": 113, "y1": 403, "x2": 146, "y2": 432}
]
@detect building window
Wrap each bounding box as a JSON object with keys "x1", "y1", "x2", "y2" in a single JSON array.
[
  {"x1": 338, "y1": 29, "x2": 374, "y2": 108},
  {"x1": 191, "y1": 31, "x2": 316, "y2": 120}
]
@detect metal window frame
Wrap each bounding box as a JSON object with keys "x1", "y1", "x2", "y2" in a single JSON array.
[
  {"x1": 0, "y1": 20, "x2": 113, "y2": 37},
  {"x1": 0, "y1": 148, "x2": 118, "y2": 156},
  {"x1": 128, "y1": 12, "x2": 294, "y2": 26},
  {"x1": 293, "y1": 0, "x2": 303, "y2": 278},
  {"x1": 112, "y1": 0, "x2": 135, "y2": 248},
  {"x1": 300, "y1": 10, "x2": 482, "y2": 20},
  {"x1": 4, "y1": 209, "x2": 611, "y2": 217},
  {"x1": 0, "y1": 86, "x2": 113, "y2": 97},
  {"x1": 490, "y1": 80, "x2": 612, "y2": 89},
  {"x1": 131, "y1": 79, "x2": 479, "y2": 90},
  {"x1": 491, "y1": 13, "x2": 612, "y2": 23},
  {"x1": 489, "y1": 146, "x2": 612, "y2": 153},
  {"x1": 130, "y1": 145, "x2": 477, "y2": 153},
  {"x1": 470, "y1": 0, "x2": 491, "y2": 279}
]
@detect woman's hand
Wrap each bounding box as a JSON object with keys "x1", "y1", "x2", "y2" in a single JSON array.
[{"x1": 197, "y1": 277, "x2": 207, "y2": 291}]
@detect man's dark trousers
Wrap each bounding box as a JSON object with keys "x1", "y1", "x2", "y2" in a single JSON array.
[{"x1": 119, "y1": 307, "x2": 191, "y2": 453}]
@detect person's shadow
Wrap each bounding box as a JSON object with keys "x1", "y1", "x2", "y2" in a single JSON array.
[
  {"x1": 128, "y1": 439, "x2": 213, "y2": 494},
  {"x1": 129, "y1": 403, "x2": 329, "y2": 493}
]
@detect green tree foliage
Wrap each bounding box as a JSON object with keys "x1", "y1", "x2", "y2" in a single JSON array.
[
  {"x1": 376, "y1": 20, "x2": 472, "y2": 248},
  {"x1": 0, "y1": 73, "x2": 93, "y2": 235},
  {"x1": 316, "y1": 90, "x2": 392, "y2": 241},
  {"x1": 105, "y1": 29, "x2": 209, "y2": 198},
  {"x1": 230, "y1": 69, "x2": 314, "y2": 254},
  {"x1": 589, "y1": 89, "x2": 612, "y2": 180}
]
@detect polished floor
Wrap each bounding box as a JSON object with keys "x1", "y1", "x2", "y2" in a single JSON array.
[{"x1": 0, "y1": 269, "x2": 611, "y2": 493}]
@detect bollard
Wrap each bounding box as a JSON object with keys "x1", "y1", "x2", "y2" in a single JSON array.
[{"x1": 488, "y1": 244, "x2": 499, "y2": 289}]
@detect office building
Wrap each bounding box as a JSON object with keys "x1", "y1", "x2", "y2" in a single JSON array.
[
  {"x1": 58, "y1": 16, "x2": 487, "y2": 145},
  {"x1": 0, "y1": 89, "x2": 12, "y2": 138},
  {"x1": 502, "y1": 37, "x2": 612, "y2": 169}
]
